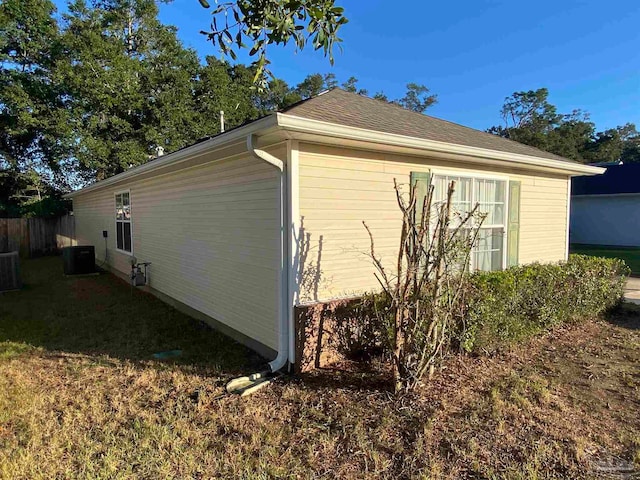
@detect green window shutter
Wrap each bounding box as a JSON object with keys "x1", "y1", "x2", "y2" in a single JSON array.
[
  {"x1": 507, "y1": 180, "x2": 521, "y2": 267},
  {"x1": 410, "y1": 171, "x2": 431, "y2": 221}
]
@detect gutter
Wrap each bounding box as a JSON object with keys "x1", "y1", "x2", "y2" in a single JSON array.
[
  {"x1": 65, "y1": 110, "x2": 603, "y2": 201},
  {"x1": 276, "y1": 113, "x2": 605, "y2": 177},
  {"x1": 64, "y1": 115, "x2": 279, "y2": 199}
]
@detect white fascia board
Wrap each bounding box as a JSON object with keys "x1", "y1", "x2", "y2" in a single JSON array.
[
  {"x1": 64, "y1": 115, "x2": 280, "y2": 198},
  {"x1": 276, "y1": 113, "x2": 606, "y2": 176},
  {"x1": 65, "y1": 109, "x2": 605, "y2": 200}
]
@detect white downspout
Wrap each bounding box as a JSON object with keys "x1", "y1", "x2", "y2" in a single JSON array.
[
  {"x1": 566, "y1": 175, "x2": 572, "y2": 261},
  {"x1": 287, "y1": 141, "x2": 299, "y2": 367},
  {"x1": 246, "y1": 134, "x2": 288, "y2": 373}
]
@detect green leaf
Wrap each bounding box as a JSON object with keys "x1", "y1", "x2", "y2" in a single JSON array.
[
  {"x1": 200, "y1": 0, "x2": 349, "y2": 87},
  {"x1": 249, "y1": 43, "x2": 261, "y2": 56}
]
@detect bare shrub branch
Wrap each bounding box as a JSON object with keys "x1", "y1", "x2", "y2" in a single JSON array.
[{"x1": 365, "y1": 179, "x2": 485, "y2": 393}]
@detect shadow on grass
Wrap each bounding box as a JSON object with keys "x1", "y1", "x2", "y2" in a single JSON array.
[
  {"x1": 295, "y1": 363, "x2": 394, "y2": 393},
  {"x1": 603, "y1": 302, "x2": 640, "y2": 331},
  {"x1": 0, "y1": 256, "x2": 265, "y2": 376}
]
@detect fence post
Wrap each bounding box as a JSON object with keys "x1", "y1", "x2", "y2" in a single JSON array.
[
  {"x1": 21, "y1": 218, "x2": 30, "y2": 258},
  {"x1": 0, "y1": 219, "x2": 7, "y2": 253}
]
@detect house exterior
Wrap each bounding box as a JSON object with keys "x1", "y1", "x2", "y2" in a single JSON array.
[
  {"x1": 65, "y1": 89, "x2": 602, "y2": 371},
  {"x1": 571, "y1": 163, "x2": 640, "y2": 247}
]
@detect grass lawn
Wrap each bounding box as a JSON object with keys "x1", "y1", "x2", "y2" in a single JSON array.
[
  {"x1": 571, "y1": 243, "x2": 640, "y2": 275},
  {"x1": 1, "y1": 257, "x2": 639, "y2": 479}
]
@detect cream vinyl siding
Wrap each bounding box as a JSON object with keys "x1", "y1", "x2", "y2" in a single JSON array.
[
  {"x1": 73, "y1": 145, "x2": 284, "y2": 351},
  {"x1": 297, "y1": 143, "x2": 569, "y2": 303}
]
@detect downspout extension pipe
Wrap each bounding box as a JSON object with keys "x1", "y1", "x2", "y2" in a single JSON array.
[{"x1": 246, "y1": 134, "x2": 289, "y2": 374}]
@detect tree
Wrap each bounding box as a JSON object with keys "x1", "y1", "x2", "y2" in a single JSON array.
[
  {"x1": 295, "y1": 72, "x2": 337, "y2": 99},
  {"x1": 394, "y1": 83, "x2": 437, "y2": 113},
  {"x1": 62, "y1": 0, "x2": 154, "y2": 181},
  {"x1": 0, "y1": 169, "x2": 34, "y2": 217},
  {"x1": 61, "y1": 0, "x2": 204, "y2": 181},
  {"x1": 487, "y1": 88, "x2": 562, "y2": 150},
  {"x1": 198, "y1": 0, "x2": 348, "y2": 89},
  {"x1": 0, "y1": 167, "x2": 68, "y2": 217},
  {"x1": 4, "y1": 0, "x2": 342, "y2": 191},
  {"x1": 370, "y1": 83, "x2": 437, "y2": 113},
  {"x1": 619, "y1": 124, "x2": 640, "y2": 163},
  {"x1": 260, "y1": 73, "x2": 440, "y2": 113},
  {"x1": 298, "y1": 75, "x2": 438, "y2": 114},
  {"x1": 194, "y1": 57, "x2": 265, "y2": 134},
  {"x1": 498, "y1": 88, "x2": 559, "y2": 130},
  {"x1": 488, "y1": 88, "x2": 639, "y2": 164},
  {"x1": 138, "y1": 22, "x2": 203, "y2": 153},
  {"x1": 584, "y1": 123, "x2": 640, "y2": 164},
  {"x1": 255, "y1": 77, "x2": 302, "y2": 112},
  {"x1": 0, "y1": 0, "x2": 438, "y2": 192},
  {"x1": 0, "y1": 0, "x2": 74, "y2": 212},
  {"x1": 342, "y1": 76, "x2": 367, "y2": 95},
  {"x1": 546, "y1": 110, "x2": 594, "y2": 161},
  {"x1": 0, "y1": 0, "x2": 71, "y2": 176}
]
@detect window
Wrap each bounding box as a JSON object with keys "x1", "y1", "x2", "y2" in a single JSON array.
[
  {"x1": 433, "y1": 174, "x2": 507, "y2": 271},
  {"x1": 115, "y1": 192, "x2": 132, "y2": 253}
]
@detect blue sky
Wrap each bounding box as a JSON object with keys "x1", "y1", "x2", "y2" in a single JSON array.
[{"x1": 59, "y1": 0, "x2": 640, "y2": 132}]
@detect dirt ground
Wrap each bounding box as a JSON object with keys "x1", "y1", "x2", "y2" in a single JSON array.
[{"x1": 0, "y1": 257, "x2": 638, "y2": 479}]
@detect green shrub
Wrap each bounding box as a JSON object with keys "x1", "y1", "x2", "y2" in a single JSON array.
[
  {"x1": 331, "y1": 293, "x2": 390, "y2": 359},
  {"x1": 331, "y1": 255, "x2": 628, "y2": 362},
  {"x1": 461, "y1": 255, "x2": 630, "y2": 353}
]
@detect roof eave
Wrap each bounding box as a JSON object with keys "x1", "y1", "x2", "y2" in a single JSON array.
[
  {"x1": 64, "y1": 114, "x2": 280, "y2": 199},
  {"x1": 276, "y1": 113, "x2": 605, "y2": 176},
  {"x1": 64, "y1": 109, "x2": 605, "y2": 200}
]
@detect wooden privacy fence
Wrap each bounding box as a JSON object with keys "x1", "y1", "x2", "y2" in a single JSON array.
[{"x1": 0, "y1": 215, "x2": 75, "y2": 257}]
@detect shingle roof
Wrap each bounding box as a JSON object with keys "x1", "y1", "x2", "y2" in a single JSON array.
[
  {"x1": 282, "y1": 88, "x2": 575, "y2": 163},
  {"x1": 572, "y1": 164, "x2": 640, "y2": 195}
]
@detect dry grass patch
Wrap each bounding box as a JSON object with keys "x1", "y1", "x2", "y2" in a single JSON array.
[{"x1": 0, "y1": 257, "x2": 638, "y2": 479}]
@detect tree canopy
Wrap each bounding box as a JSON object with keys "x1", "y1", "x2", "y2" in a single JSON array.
[
  {"x1": 7, "y1": 1, "x2": 639, "y2": 219},
  {"x1": 0, "y1": 0, "x2": 71, "y2": 180},
  {"x1": 0, "y1": 0, "x2": 440, "y2": 216},
  {"x1": 198, "y1": 0, "x2": 348, "y2": 89},
  {"x1": 488, "y1": 88, "x2": 640, "y2": 164}
]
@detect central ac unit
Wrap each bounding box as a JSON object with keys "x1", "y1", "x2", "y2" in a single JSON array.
[
  {"x1": 0, "y1": 252, "x2": 22, "y2": 292},
  {"x1": 62, "y1": 246, "x2": 96, "y2": 275}
]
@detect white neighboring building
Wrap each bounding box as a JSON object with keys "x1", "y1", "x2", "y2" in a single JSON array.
[{"x1": 571, "y1": 163, "x2": 640, "y2": 247}]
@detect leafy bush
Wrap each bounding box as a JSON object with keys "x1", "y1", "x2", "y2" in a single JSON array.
[
  {"x1": 331, "y1": 293, "x2": 390, "y2": 360},
  {"x1": 331, "y1": 255, "x2": 629, "y2": 363},
  {"x1": 460, "y1": 255, "x2": 629, "y2": 353}
]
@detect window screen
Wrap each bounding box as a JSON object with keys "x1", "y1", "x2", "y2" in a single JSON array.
[
  {"x1": 115, "y1": 192, "x2": 132, "y2": 253},
  {"x1": 432, "y1": 175, "x2": 507, "y2": 271}
]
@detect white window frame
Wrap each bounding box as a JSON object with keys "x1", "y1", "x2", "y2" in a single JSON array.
[
  {"x1": 114, "y1": 190, "x2": 133, "y2": 255},
  {"x1": 430, "y1": 170, "x2": 510, "y2": 271}
]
